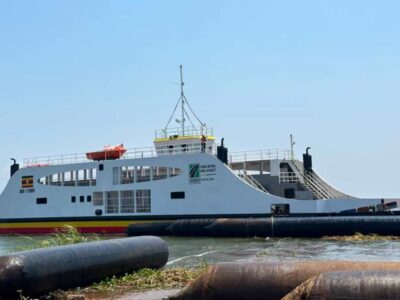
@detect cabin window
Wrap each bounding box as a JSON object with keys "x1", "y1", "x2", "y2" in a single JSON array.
[
  {"x1": 153, "y1": 166, "x2": 167, "y2": 180},
  {"x1": 137, "y1": 166, "x2": 151, "y2": 182},
  {"x1": 113, "y1": 167, "x2": 120, "y2": 185},
  {"x1": 99, "y1": 164, "x2": 104, "y2": 171},
  {"x1": 93, "y1": 192, "x2": 104, "y2": 206},
  {"x1": 87, "y1": 195, "x2": 92, "y2": 202},
  {"x1": 38, "y1": 168, "x2": 97, "y2": 187},
  {"x1": 169, "y1": 167, "x2": 181, "y2": 177},
  {"x1": 80, "y1": 195, "x2": 85, "y2": 203},
  {"x1": 36, "y1": 197, "x2": 47, "y2": 204},
  {"x1": 71, "y1": 196, "x2": 76, "y2": 203},
  {"x1": 171, "y1": 191, "x2": 185, "y2": 199},
  {"x1": 120, "y1": 190, "x2": 135, "y2": 213},
  {"x1": 78, "y1": 170, "x2": 89, "y2": 186},
  {"x1": 105, "y1": 191, "x2": 119, "y2": 213},
  {"x1": 121, "y1": 166, "x2": 135, "y2": 184},
  {"x1": 136, "y1": 189, "x2": 151, "y2": 213}
]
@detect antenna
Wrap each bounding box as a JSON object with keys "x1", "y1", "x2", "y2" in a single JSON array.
[
  {"x1": 164, "y1": 65, "x2": 205, "y2": 136},
  {"x1": 180, "y1": 64, "x2": 185, "y2": 136},
  {"x1": 290, "y1": 134, "x2": 295, "y2": 160}
]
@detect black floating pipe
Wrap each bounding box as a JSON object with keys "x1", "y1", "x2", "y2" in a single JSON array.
[
  {"x1": 126, "y1": 221, "x2": 174, "y2": 236},
  {"x1": 0, "y1": 236, "x2": 168, "y2": 298},
  {"x1": 167, "y1": 219, "x2": 216, "y2": 236},
  {"x1": 283, "y1": 271, "x2": 400, "y2": 300},
  {"x1": 127, "y1": 216, "x2": 400, "y2": 238},
  {"x1": 169, "y1": 261, "x2": 400, "y2": 300}
]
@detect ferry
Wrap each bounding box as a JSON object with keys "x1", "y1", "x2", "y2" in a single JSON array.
[{"x1": 1, "y1": 66, "x2": 397, "y2": 234}]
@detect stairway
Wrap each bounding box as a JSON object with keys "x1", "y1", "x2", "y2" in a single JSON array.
[{"x1": 288, "y1": 158, "x2": 336, "y2": 199}]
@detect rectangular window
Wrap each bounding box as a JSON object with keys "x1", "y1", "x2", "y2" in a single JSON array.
[
  {"x1": 153, "y1": 167, "x2": 167, "y2": 181},
  {"x1": 91, "y1": 168, "x2": 97, "y2": 186},
  {"x1": 137, "y1": 166, "x2": 151, "y2": 182},
  {"x1": 80, "y1": 195, "x2": 84, "y2": 202},
  {"x1": 120, "y1": 190, "x2": 135, "y2": 213},
  {"x1": 99, "y1": 164, "x2": 104, "y2": 171},
  {"x1": 87, "y1": 195, "x2": 92, "y2": 202},
  {"x1": 71, "y1": 196, "x2": 76, "y2": 203},
  {"x1": 63, "y1": 171, "x2": 74, "y2": 186},
  {"x1": 105, "y1": 191, "x2": 119, "y2": 213},
  {"x1": 169, "y1": 167, "x2": 181, "y2": 177},
  {"x1": 136, "y1": 189, "x2": 151, "y2": 213},
  {"x1": 171, "y1": 191, "x2": 185, "y2": 199},
  {"x1": 93, "y1": 192, "x2": 104, "y2": 206},
  {"x1": 113, "y1": 167, "x2": 120, "y2": 185},
  {"x1": 121, "y1": 166, "x2": 134, "y2": 184},
  {"x1": 78, "y1": 170, "x2": 89, "y2": 186},
  {"x1": 36, "y1": 197, "x2": 47, "y2": 204}
]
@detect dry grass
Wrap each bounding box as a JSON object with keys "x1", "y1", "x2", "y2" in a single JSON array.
[{"x1": 323, "y1": 232, "x2": 400, "y2": 241}]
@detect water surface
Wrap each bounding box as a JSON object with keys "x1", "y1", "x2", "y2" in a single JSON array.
[{"x1": 1, "y1": 235, "x2": 399, "y2": 267}]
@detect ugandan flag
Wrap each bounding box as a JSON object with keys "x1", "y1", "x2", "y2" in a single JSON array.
[{"x1": 21, "y1": 176, "x2": 33, "y2": 188}]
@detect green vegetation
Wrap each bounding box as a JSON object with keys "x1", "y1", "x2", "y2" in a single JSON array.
[
  {"x1": 83, "y1": 266, "x2": 206, "y2": 293},
  {"x1": 40, "y1": 225, "x2": 98, "y2": 247},
  {"x1": 20, "y1": 225, "x2": 99, "y2": 251},
  {"x1": 19, "y1": 226, "x2": 205, "y2": 298},
  {"x1": 323, "y1": 232, "x2": 400, "y2": 241}
]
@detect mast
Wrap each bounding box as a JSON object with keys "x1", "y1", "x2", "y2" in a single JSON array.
[
  {"x1": 180, "y1": 64, "x2": 185, "y2": 136},
  {"x1": 163, "y1": 65, "x2": 206, "y2": 137}
]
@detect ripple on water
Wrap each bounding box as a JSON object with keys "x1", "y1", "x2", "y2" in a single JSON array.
[{"x1": 1, "y1": 236, "x2": 400, "y2": 267}]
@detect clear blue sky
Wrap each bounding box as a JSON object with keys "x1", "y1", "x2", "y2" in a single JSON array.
[{"x1": 0, "y1": 1, "x2": 399, "y2": 197}]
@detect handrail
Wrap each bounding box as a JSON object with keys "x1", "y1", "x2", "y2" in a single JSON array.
[
  {"x1": 289, "y1": 157, "x2": 336, "y2": 199},
  {"x1": 236, "y1": 169, "x2": 269, "y2": 194},
  {"x1": 155, "y1": 126, "x2": 214, "y2": 139},
  {"x1": 22, "y1": 143, "x2": 216, "y2": 167},
  {"x1": 229, "y1": 149, "x2": 291, "y2": 164}
]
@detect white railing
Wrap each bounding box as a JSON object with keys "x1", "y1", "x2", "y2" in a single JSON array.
[
  {"x1": 156, "y1": 143, "x2": 216, "y2": 156},
  {"x1": 155, "y1": 126, "x2": 214, "y2": 139},
  {"x1": 279, "y1": 172, "x2": 300, "y2": 183},
  {"x1": 23, "y1": 142, "x2": 218, "y2": 167},
  {"x1": 23, "y1": 147, "x2": 157, "y2": 167},
  {"x1": 229, "y1": 149, "x2": 291, "y2": 164}
]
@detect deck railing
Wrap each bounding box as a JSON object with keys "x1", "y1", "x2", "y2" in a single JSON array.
[
  {"x1": 228, "y1": 149, "x2": 291, "y2": 164},
  {"x1": 155, "y1": 126, "x2": 214, "y2": 139},
  {"x1": 22, "y1": 143, "x2": 217, "y2": 167}
]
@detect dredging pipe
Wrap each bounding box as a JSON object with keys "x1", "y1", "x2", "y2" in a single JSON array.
[
  {"x1": 169, "y1": 261, "x2": 400, "y2": 300},
  {"x1": 282, "y1": 270, "x2": 400, "y2": 300},
  {"x1": 127, "y1": 216, "x2": 400, "y2": 237},
  {"x1": 0, "y1": 236, "x2": 168, "y2": 298}
]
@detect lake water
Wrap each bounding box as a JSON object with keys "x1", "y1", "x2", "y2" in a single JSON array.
[{"x1": 1, "y1": 235, "x2": 400, "y2": 267}]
